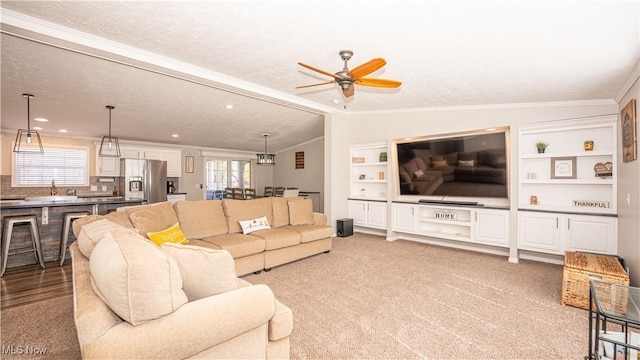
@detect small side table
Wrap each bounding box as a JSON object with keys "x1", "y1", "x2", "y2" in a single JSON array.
[{"x1": 588, "y1": 280, "x2": 640, "y2": 359}]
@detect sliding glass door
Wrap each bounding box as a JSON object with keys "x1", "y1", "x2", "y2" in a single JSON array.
[{"x1": 205, "y1": 159, "x2": 251, "y2": 199}]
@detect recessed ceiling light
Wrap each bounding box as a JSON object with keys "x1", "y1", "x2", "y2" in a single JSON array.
[
  {"x1": 226, "y1": 104, "x2": 233, "y2": 109},
  {"x1": 59, "y1": 129, "x2": 68, "y2": 133},
  {"x1": 34, "y1": 117, "x2": 48, "y2": 122},
  {"x1": 172, "y1": 134, "x2": 179, "y2": 138},
  {"x1": 33, "y1": 126, "x2": 43, "y2": 130}
]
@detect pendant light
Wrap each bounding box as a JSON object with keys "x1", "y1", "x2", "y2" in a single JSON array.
[
  {"x1": 13, "y1": 93, "x2": 44, "y2": 154},
  {"x1": 257, "y1": 134, "x2": 275, "y2": 165},
  {"x1": 99, "y1": 105, "x2": 121, "y2": 157}
]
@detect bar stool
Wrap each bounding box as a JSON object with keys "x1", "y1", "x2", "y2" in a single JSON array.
[
  {"x1": 59, "y1": 211, "x2": 90, "y2": 266},
  {"x1": 1, "y1": 214, "x2": 45, "y2": 277}
]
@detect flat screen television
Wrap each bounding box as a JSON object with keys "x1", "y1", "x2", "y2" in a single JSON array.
[{"x1": 395, "y1": 129, "x2": 509, "y2": 202}]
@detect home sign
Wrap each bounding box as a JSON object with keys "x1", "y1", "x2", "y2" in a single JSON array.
[{"x1": 434, "y1": 212, "x2": 457, "y2": 220}]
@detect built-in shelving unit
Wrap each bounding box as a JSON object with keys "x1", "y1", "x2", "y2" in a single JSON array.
[
  {"x1": 349, "y1": 142, "x2": 389, "y2": 201},
  {"x1": 517, "y1": 116, "x2": 618, "y2": 256}
]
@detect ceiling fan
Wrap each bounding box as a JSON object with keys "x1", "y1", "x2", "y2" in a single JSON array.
[{"x1": 297, "y1": 50, "x2": 401, "y2": 97}]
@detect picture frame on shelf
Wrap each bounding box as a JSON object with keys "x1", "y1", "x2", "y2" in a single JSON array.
[
  {"x1": 621, "y1": 98, "x2": 637, "y2": 162},
  {"x1": 550, "y1": 156, "x2": 576, "y2": 179}
]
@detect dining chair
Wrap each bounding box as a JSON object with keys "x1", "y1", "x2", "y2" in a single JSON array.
[
  {"x1": 274, "y1": 187, "x2": 285, "y2": 197},
  {"x1": 224, "y1": 188, "x2": 234, "y2": 199},
  {"x1": 264, "y1": 186, "x2": 274, "y2": 197},
  {"x1": 232, "y1": 188, "x2": 244, "y2": 200},
  {"x1": 244, "y1": 188, "x2": 257, "y2": 199}
]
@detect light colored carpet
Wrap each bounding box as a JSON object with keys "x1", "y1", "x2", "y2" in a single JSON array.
[
  {"x1": 0, "y1": 233, "x2": 589, "y2": 359},
  {"x1": 245, "y1": 233, "x2": 588, "y2": 359}
]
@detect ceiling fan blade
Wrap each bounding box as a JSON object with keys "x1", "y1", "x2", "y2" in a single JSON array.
[
  {"x1": 298, "y1": 62, "x2": 344, "y2": 80},
  {"x1": 355, "y1": 77, "x2": 402, "y2": 88},
  {"x1": 343, "y1": 84, "x2": 355, "y2": 97},
  {"x1": 347, "y1": 58, "x2": 386, "y2": 79},
  {"x1": 296, "y1": 81, "x2": 335, "y2": 89}
]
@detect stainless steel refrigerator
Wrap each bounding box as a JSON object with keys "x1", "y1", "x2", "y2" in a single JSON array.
[{"x1": 120, "y1": 159, "x2": 167, "y2": 203}]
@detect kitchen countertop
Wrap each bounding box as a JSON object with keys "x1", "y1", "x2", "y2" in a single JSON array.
[{"x1": 0, "y1": 197, "x2": 145, "y2": 209}]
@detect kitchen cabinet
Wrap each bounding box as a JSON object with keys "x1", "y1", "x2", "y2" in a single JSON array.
[{"x1": 99, "y1": 145, "x2": 183, "y2": 177}]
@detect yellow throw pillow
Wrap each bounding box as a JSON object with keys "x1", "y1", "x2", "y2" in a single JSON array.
[
  {"x1": 431, "y1": 159, "x2": 448, "y2": 168},
  {"x1": 147, "y1": 223, "x2": 188, "y2": 246}
]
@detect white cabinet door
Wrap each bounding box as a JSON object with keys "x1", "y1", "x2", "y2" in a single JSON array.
[
  {"x1": 142, "y1": 149, "x2": 162, "y2": 160},
  {"x1": 120, "y1": 147, "x2": 141, "y2": 158},
  {"x1": 392, "y1": 203, "x2": 415, "y2": 233},
  {"x1": 474, "y1": 209, "x2": 509, "y2": 247},
  {"x1": 348, "y1": 200, "x2": 367, "y2": 226},
  {"x1": 96, "y1": 156, "x2": 120, "y2": 176},
  {"x1": 162, "y1": 151, "x2": 182, "y2": 177},
  {"x1": 566, "y1": 215, "x2": 617, "y2": 254},
  {"x1": 518, "y1": 211, "x2": 563, "y2": 254},
  {"x1": 367, "y1": 202, "x2": 387, "y2": 229}
]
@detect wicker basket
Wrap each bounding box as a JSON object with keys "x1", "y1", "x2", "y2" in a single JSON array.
[{"x1": 561, "y1": 251, "x2": 629, "y2": 310}]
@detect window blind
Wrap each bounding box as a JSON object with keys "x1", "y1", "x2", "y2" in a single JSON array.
[{"x1": 14, "y1": 146, "x2": 89, "y2": 186}]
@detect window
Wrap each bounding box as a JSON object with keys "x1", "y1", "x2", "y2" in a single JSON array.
[
  {"x1": 205, "y1": 159, "x2": 251, "y2": 199},
  {"x1": 12, "y1": 145, "x2": 89, "y2": 186}
]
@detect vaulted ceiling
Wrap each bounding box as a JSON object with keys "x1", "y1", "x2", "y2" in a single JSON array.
[{"x1": 1, "y1": 1, "x2": 638, "y2": 152}]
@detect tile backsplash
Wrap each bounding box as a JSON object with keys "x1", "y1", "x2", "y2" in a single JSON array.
[
  {"x1": 0, "y1": 175, "x2": 119, "y2": 199},
  {"x1": 1, "y1": 175, "x2": 181, "y2": 200}
]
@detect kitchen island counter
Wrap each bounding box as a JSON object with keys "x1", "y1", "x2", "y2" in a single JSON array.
[{"x1": 0, "y1": 198, "x2": 145, "y2": 269}]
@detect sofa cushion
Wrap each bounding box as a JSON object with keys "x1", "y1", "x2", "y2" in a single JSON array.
[
  {"x1": 77, "y1": 219, "x2": 130, "y2": 258},
  {"x1": 458, "y1": 152, "x2": 478, "y2": 162},
  {"x1": 160, "y1": 243, "x2": 238, "y2": 302},
  {"x1": 414, "y1": 156, "x2": 428, "y2": 171},
  {"x1": 288, "y1": 199, "x2": 314, "y2": 225},
  {"x1": 127, "y1": 202, "x2": 180, "y2": 238},
  {"x1": 147, "y1": 222, "x2": 189, "y2": 246},
  {"x1": 283, "y1": 224, "x2": 333, "y2": 243},
  {"x1": 173, "y1": 200, "x2": 228, "y2": 238},
  {"x1": 431, "y1": 159, "x2": 448, "y2": 168},
  {"x1": 239, "y1": 216, "x2": 271, "y2": 234},
  {"x1": 200, "y1": 233, "x2": 265, "y2": 258},
  {"x1": 487, "y1": 152, "x2": 507, "y2": 168},
  {"x1": 271, "y1": 197, "x2": 290, "y2": 228},
  {"x1": 72, "y1": 211, "x2": 134, "y2": 238},
  {"x1": 223, "y1": 198, "x2": 273, "y2": 234},
  {"x1": 89, "y1": 228, "x2": 188, "y2": 326},
  {"x1": 251, "y1": 228, "x2": 301, "y2": 250},
  {"x1": 402, "y1": 158, "x2": 419, "y2": 174}
]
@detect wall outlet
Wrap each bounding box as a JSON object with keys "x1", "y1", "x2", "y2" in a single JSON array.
[
  {"x1": 41, "y1": 207, "x2": 48, "y2": 225},
  {"x1": 91, "y1": 185, "x2": 97, "y2": 192}
]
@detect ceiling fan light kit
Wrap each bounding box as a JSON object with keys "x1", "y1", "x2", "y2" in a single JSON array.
[
  {"x1": 13, "y1": 93, "x2": 44, "y2": 154},
  {"x1": 257, "y1": 134, "x2": 275, "y2": 165},
  {"x1": 99, "y1": 105, "x2": 121, "y2": 158},
  {"x1": 297, "y1": 50, "x2": 401, "y2": 98}
]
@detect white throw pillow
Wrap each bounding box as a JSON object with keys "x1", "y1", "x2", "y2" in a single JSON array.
[
  {"x1": 77, "y1": 219, "x2": 129, "y2": 258},
  {"x1": 89, "y1": 228, "x2": 188, "y2": 326},
  {"x1": 161, "y1": 243, "x2": 238, "y2": 301},
  {"x1": 238, "y1": 216, "x2": 271, "y2": 234},
  {"x1": 413, "y1": 169, "x2": 425, "y2": 178},
  {"x1": 458, "y1": 159, "x2": 475, "y2": 167}
]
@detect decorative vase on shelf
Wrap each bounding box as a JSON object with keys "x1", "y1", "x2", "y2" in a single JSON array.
[{"x1": 379, "y1": 152, "x2": 387, "y2": 162}]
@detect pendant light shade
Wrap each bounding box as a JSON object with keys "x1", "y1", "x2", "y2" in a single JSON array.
[
  {"x1": 257, "y1": 134, "x2": 275, "y2": 165},
  {"x1": 99, "y1": 105, "x2": 121, "y2": 157},
  {"x1": 13, "y1": 93, "x2": 44, "y2": 154}
]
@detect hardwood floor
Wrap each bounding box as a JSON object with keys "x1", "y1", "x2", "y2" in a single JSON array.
[{"x1": 1, "y1": 261, "x2": 73, "y2": 310}]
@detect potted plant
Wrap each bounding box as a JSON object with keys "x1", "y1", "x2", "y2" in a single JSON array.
[
  {"x1": 536, "y1": 141, "x2": 549, "y2": 153},
  {"x1": 379, "y1": 152, "x2": 388, "y2": 162}
]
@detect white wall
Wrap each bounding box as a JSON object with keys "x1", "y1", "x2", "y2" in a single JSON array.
[
  {"x1": 617, "y1": 60, "x2": 640, "y2": 285},
  {"x1": 273, "y1": 137, "x2": 324, "y2": 192}
]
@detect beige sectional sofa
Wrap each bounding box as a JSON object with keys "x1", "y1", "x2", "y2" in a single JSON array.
[{"x1": 69, "y1": 196, "x2": 333, "y2": 359}]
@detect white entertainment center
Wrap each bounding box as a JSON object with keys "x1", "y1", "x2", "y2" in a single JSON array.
[{"x1": 348, "y1": 115, "x2": 618, "y2": 263}]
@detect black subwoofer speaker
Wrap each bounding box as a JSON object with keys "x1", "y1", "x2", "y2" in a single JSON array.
[{"x1": 337, "y1": 218, "x2": 353, "y2": 237}]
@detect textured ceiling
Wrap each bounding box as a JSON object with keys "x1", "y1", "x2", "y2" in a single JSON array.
[{"x1": 1, "y1": 1, "x2": 638, "y2": 152}]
